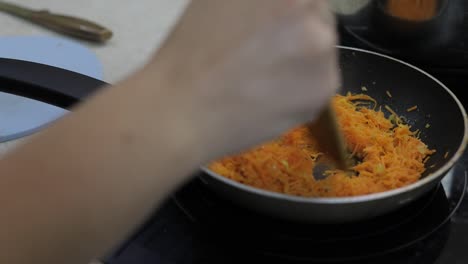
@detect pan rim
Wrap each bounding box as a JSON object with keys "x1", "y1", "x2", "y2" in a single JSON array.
[{"x1": 201, "y1": 45, "x2": 468, "y2": 204}]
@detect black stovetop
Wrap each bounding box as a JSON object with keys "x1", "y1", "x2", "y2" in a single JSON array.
[
  {"x1": 106, "y1": 156, "x2": 468, "y2": 264},
  {"x1": 105, "y1": 15, "x2": 468, "y2": 264}
]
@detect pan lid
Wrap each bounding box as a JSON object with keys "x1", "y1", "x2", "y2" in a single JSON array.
[
  {"x1": 0, "y1": 58, "x2": 106, "y2": 133},
  {"x1": 0, "y1": 36, "x2": 103, "y2": 142}
]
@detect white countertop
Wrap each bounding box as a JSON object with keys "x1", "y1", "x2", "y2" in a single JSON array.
[{"x1": 0, "y1": 0, "x2": 189, "y2": 83}]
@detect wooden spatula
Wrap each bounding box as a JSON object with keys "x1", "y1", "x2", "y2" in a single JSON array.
[{"x1": 309, "y1": 102, "x2": 352, "y2": 172}]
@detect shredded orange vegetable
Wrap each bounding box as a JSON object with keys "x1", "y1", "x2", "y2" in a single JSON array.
[
  {"x1": 209, "y1": 94, "x2": 435, "y2": 197},
  {"x1": 407, "y1": 105, "x2": 418, "y2": 112}
]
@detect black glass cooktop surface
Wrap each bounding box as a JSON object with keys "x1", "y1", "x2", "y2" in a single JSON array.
[{"x1": 106, "y1": 153, "x2": 468, "y2": 264}]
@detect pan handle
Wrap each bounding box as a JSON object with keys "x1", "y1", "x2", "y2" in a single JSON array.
[{"x1": 0, "y1": 58, "x2": 107, "y2": 109}]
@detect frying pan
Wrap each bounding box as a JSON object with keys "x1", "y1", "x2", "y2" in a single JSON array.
[
  {"x1": 201, "y1": 46, "x2": 468, "y2": 223},
  {"x1": 0, "y1": 47, "x2": 466, "y2": 224}
]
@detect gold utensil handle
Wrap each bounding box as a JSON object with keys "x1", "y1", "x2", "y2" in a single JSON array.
[
  {"x1": 29, "y1": 12, "x2": 113, "y2": 42},
  {"x1": 0, "y1": 2, "x2": 112, "y2": 42}
]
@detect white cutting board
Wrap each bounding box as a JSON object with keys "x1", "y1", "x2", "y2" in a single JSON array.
[{"x1": 0, "y1": 36, "x2": 103, "y2": 142}]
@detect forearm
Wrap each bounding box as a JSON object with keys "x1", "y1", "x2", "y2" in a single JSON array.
[{"x1": 0, "y1": 67, "x2": 205, "y2": 264}]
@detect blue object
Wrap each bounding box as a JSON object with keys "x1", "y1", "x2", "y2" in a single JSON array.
[{"x1": 0, "y1": 36, "x2": 103, "y2": 141}]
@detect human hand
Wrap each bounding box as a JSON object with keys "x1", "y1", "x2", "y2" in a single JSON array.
[{"x1": 148, "y1": 0, "x2": 339, "y2": 159}]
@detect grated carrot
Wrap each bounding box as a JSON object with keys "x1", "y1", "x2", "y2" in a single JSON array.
[
  {"x1": 407, "y1": 105, "x2": 418, "y2": 112},
  {"x1": 209, "y1": 93, "x2": 435, "y2": 197},
  {"x1": 384, "y1": 105, "x2": 402, "y2": 124}
]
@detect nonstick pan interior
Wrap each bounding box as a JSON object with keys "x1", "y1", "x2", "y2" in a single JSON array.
[{"x1": 338, "y1": 47, "x2": 466, "y2": 177}]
